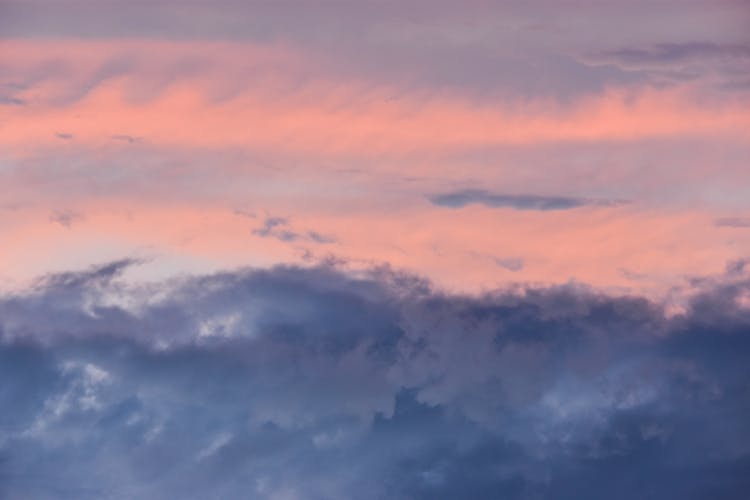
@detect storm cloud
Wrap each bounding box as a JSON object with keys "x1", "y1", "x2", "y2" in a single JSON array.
[{"x1": 0, "y1": 261, "x2": 749, "y2": 499}]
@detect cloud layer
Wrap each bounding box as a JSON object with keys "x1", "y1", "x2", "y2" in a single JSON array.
[{"x1": 1, "y1": 261, "x2": 749, "y2": 499}]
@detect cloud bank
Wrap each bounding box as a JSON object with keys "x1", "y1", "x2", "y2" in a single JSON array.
[{"x1": 1, "y1": 261, "x2": 749, "y2": 499}]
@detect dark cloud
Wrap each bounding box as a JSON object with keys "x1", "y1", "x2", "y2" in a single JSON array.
[
  {"x1": 0, "y1": 260, "x2": 749, "y2": 498},
  {"x1": 428, "y1": 189, "x2": 620, "y2": 210},
  {"x1": 32, "y1": 258, "x2": 138, "y2": 290},
  {"x1": 716, "y1": 217, "x2": 750, "y2": 228},
  {"x1": 252, "y1": 216, "x2": 336, "y2": 244},
  {"x1": 252, "y1": 216, "x2": 296, "y2": 241},
  {"x1": 55, "y1": 132, "x2": 74, "y2": 140},
  {"x1": 726, "y1": 260, "x2": 748, "y2": 275}
]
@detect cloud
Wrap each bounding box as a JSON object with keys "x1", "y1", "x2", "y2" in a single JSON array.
[
  {"x1": 620, "y1": 267, "x2": 648, "y2": 281},
  {"x1": 716, "y1": 217, "x2": 750, "y2": 228},
  {"x1": 252, "y1": 216, "x2": 336, "y2": 244},
  {"x1": 428, "y1": 189, "x2": 619, "y2": 211},
  {"x1": 307, "y1": 231, "x2": 337, "y2": 244},
  {"x1": 0, "y1": 261, "x2": 749, "y2": 499},
  {"x1": 232, "y1": 208, "x2": 257, "y2": 219},
  {"x1": 726, "y1": 259, "x2": 748, "y2": 275},
  {"x1": 252, "y1": 216, "x2": 297, "y2": 241},
  {"x1": 595, "y1": 42, "x2": 750, "y2": 67},
  {"x1": 584, "y1": 42, "x2": 750, "y2": 90},
  {"x1": 494, "y1": 257, "x2": 524, "y2": 272},
  {"x1": 0, "y1": 95, "x2": 26, "y2": 106},
  {"x1": 111, "y1": 134, "x2": 142, "y2": 144},
  {"x1": 49, "y1": 209, "x2": 84, "y2": 228}
]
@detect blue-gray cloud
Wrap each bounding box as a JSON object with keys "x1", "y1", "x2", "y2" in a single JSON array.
[
  {"x1": 597, "y1": 42, "x2": 750, "y2": 66},
  {"x1": 584, "y1": 42, "x2": 750, "y2": 91},
  {"x1": 428, "y1": 189, "x2": 619, "y2": 210},
  {"x1": 0, "y1": 261, "x2": 749, "y2": 499},
  {"x1": 252, "y1": 216, "x2": 336, "y2": 244},
  {"x1": 716, "y1": 217, "x2": 750, "y2": 228},
  {"x1": 307, "y1": 231, "x2": 337, "y2": 244},
  {"x1": 495, "y1": 257, "x2": 524, "y2": 271},
  {"x1": 252, "y1": 216, "x2": 297, "y2": 241},
  {"x1": 0, "y1": 95, "x2": 25, "y2": 106}
]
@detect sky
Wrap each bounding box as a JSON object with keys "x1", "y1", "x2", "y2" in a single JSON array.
[{"x1": 1, "y1": 1, "x2": 750, "y2": 499}]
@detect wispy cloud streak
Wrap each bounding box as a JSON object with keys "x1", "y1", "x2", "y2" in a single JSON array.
[{"x1": 428, "y1": 189, "x2": 622, "y2": 210}]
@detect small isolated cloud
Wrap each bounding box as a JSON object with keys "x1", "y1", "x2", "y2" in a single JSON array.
[
  {"x1": 49, "y1": 209, "x2": 84, "y2": 228},
  {"x1": 252, "y1": 216, "x2": 336, "y2": 244},
  {"x1": 0, "y1": 95, "x2": 26, "y2": 106},
  {"x1": 55, "y1": 132, "x2": 74, "y2": 140},
  {"x1": 307, "y1": 231, "x2": 337, "y2": 244},
  {"x1": 0, "y1": 203, "x2": 22, "y2": 212},
  {"x1": 232, "y1": 208, "x2": 257, "y2": 219},
  {"x1": 494, "y1": 257, "x2": 524, "y2": 272},
  {"x1": 252, "y1": 216, "x2": 298, "y2": 242},
  {"x1": 111, "y1": 134, "x2": 141, "y2": 144},
  {"x1": 715, "y1": 217, "x2": 750, "y2": 228},
  {"x1": 428, "y1": 189, "x2": 618, "y2": 211}
]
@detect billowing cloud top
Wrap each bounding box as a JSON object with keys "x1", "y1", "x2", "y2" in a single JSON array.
[{"x1": 1, "y1": 261, "x2": 750, "y2": 498}]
